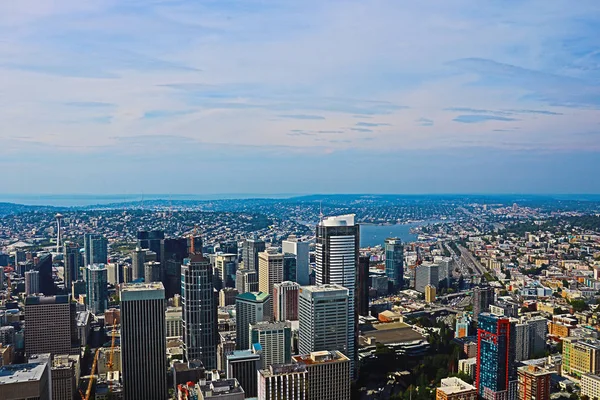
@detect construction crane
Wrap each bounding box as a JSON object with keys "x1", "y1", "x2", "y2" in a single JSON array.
[
  {"x1": 81, "y1": 348, "x2": 100, "y2": 400},
  {"x1": 106, "y1": 326, "x2": 118, "y2": 392}
]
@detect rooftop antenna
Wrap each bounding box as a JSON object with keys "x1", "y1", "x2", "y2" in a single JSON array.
[{"x1": 319, "y1": 201, "x2": 324, "y2": 225}]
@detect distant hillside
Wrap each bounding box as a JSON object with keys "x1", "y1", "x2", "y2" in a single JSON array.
[{"x1": 0, "y1": 202, "x2": 57, "y2": 216}]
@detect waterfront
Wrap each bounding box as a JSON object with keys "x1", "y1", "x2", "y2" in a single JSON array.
[{"x1": 359, "y1": 223, "x2": 421, "y2": 247}]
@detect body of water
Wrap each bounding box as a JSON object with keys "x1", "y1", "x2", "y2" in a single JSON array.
[{"x1": 359, "y1": 223, "x2": 422, "y2": 247}]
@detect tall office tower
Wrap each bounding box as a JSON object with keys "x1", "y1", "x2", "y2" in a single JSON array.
[
  {"x1": 137, "y1": 230, "x2": 164, "y2": 261},
  {"x1": 0, "y1": 361, "x2": 50, "y2": 400},
  {"x1": 292, "y1": 351, "x2": 351, "y2": 400},
  {"x1": 63, "y1": 242, "x2": 81, "y2": 285},
  {"x1": 436, "y1": 377, "x2": 478, "y2": 400},
  {"x1": 226, "y1": 350, "x2": 262, "y2": 398},
  {"x1": 282, "y1": 235, "x2": 310, "y2": 285},
  {"x1": 356, "y1": 255, "x2": 370, "y2": 317},
  {"x1": 24, "y1": 295, "x2": 78, "y2": 357},
  {"x1": 298, "y1": 285, "x2": 349, "y2": 357},
  {"x1": 250, "y1": 321, "x2": 292, "y2": 368},
  {"x1": 84, "y1": 234, "x2": 108, "y2": 265},
  {"x1": 315, "y1": 214, "x2": 359, "y2": 371},
  {"x1": 258, "y1": 364, "x2": 308, "y2": 400},
  {"x1": 242, "y1": 238, "x2": 266, "y2": 272},
  {"x1": 415, "y1": 263, "x2": 439, "y2": 293},
  {"x1": 476, "y1": 313, "x2": 517, "y2": 400},
  {"x1": 473, "y1": 286, "x2": 494, "y2": 322},
  {"x1": 236, "y1": 269, "x2": 258, "y2": 294},
  {"x1": 120, "y1": 282, "x2": 167, "y2": 400},
  {"x1": 33, "y1": 254, "x2": 57, "y2": 296},
  {"x1": 438, "y1": 257, "x2": 454, "y2": 287},
  {"x1": 273, "y1": 281, "x2": 299, "y2": 321},
  {"x1": 235, "y1": 292, "x2": 271, "y2": 350},
  {"x1": 106, "y1": 263, "x2": 119, "y2": 285},
  {"x1": 385, "y1": 238, "x2": 404, "y2": 291},
  {"x1": 25, "y1": 270, "x2": 40, "y2": 295},
  {"x1": 259, "y1": 250, "x2": 284, "y2": 309},
  {"x1": 181, "y1": 255, "x2": 218, "y2": 369},
  {"x1": 161, "y1": 237, "x2": 189, "y2": 298},
  {"x1": 517, "y1": 365, "x2": 552, "y2": 400},
  {"x1": 85, "y1": 264, "x2": 108, "y2": 314},
  {"x1": 218, "y1": 240, "x2": 239, "y2": 255},
  {"x1": 131, "y1": 247, "x2": 146, "y2": 281},
  {"x1": 283, "y1": 253, "x2": 297, "y2": 283},
  {"x1": 215, "y1": 253, "x2": 238, "y2": 288},
  {"x1": 144, "y1": 261, "x2": 161, "y2": 283},
  {"x1": 514, "y1": 322, "x2": 530, "y2": 362},
  {"x1": 527, "y1": 317, "x2": 548, "y2": 357}
]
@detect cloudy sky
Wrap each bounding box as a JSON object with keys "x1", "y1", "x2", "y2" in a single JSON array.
[{"x1": 1, "y1": 0, "x2": 599, "y2": 195}]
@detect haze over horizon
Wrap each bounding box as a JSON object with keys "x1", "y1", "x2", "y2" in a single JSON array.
[{"x1": 2, "y1": 1, "x2": 600, "y2": 194}]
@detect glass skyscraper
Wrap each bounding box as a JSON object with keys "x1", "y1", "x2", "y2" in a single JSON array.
[
  {"x1": 385, "y1": 238, "x2": 404, "y2": 291},
  {"x1": 476, "y1": 313, "x2": 517, "y2": 400}
]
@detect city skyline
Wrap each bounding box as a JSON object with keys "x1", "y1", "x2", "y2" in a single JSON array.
[{"x1": 1, "y1": 1, "x2": 600, "y2": 194}]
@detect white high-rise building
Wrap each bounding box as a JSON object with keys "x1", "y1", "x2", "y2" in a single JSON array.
[
  {"x1": 315, "y1": 214, "x2": 358, "y2": 373},
  {"x1": 282, "y1": 236, "x2": 310, "y2": 285},
  {"x1": 258, "y1": 250, "x2": 284, "y2": 311},
  {"x1": 298, "y1": 285, "x2": 349, "y2": 357},
  {"x1": 249, "y1": 321, "x2": 292, "y2": 369},
  {"x1": 25, "y1": 270, "x2": 40, "y2": 295}
]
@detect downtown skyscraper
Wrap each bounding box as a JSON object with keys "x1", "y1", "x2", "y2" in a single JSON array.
[
  {"x1": 120, "y1": 282, "x2": 167, "y2": 400},
  {"x1": 181, "y1": 254, "x2": 218, "y2": 369},
  {"x1": 84, "y1": 233, "x2": 108, "y2": 265},
  {"x1": 315, "y1": 214, "x2": 359, "y2": 370},
  {"x1": 385, "y1": 238, "x2": 404, "y2": 291}
]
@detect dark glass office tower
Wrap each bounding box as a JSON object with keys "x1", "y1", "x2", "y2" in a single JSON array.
[
  {"x1": 242, "y1": 238, "x2": 265, "y2": 271},
  {"x1": 35, "y1": 254, "x2": 57, "y2": 296},
  {"x1": 137, "y1": 230, "x2": 164, "y2": 260},
  {"x1": 84, "y1": 234, "x2": 108, "y2": 265},
  {"x1": 357, "y1": 255, "x2": 370, "y2": 317},
  {"x1": 385, "y1": 238, "x2": 404, "y2": 291},
  {"x1": 181, "y1": 255, "x2": 218, "y2": 369},
  {"x1": 161, "y1": 237, "x2": 188, "y2": 298}
]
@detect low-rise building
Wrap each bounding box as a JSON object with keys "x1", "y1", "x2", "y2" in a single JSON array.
[
  {"x1": 436, "y1": 377, "x2": 477, "y2": 400},
  {"x1": 0, "y1": 361, "x2": 50, "y2": 400}
]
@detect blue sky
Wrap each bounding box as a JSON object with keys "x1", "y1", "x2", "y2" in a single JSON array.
[{"x1": 1, "y1": 0, "x2": 600, "y2": 194}]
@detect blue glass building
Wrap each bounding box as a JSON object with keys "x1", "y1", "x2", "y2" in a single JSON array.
[{"x1": 385, "y1": 238, "x2": 404, "y2": 291}]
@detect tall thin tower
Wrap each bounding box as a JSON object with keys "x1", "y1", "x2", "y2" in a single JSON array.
[
  {"x1": 315, "y1": 214, "x2": 359, "y2": 374},
  {"x1": 55, "y1": 213, "x2": 64, "y2": 253}
]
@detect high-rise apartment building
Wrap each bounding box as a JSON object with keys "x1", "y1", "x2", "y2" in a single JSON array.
[
  {"x1": 315, "y1": 214, "x2": 359, "y2": 372},
  {"x1": 242, "y1": 238, "x2": 266, "y2": 272},
  {"x1": 436, "y1": 377, "x2": 478, "y2": 400},
  {"x1": 25, "y1": 270, "x2": 40, "y2": 295},
  {"x1": 385, "y1": 238, "x2": 404, "y2": 290},
  {"x1": 517, "y1": 365, "x2": 552, "y2": 400},
  {"x1": 562, "y1": 337, "x2": 600, "y2": 377},
  {"x1": 473, "y1": 286, "x2": 494, "y2": 322},
  {"x1": 236, "y1": 269, "x2": 258, "y2": 294},
  {"x1": 250, "y1": 321, "x2": 292, "y2": 369},
  {"x1": 258, "y1": 364, "x2": 308, "y2": 400},
  {"x1": 282, "y1": 235, "x2": 310, "y2": 285},
  {"x1": 298, "y1": 284, "x2": 349, "y2": 357},
  {"x1": 526, "y1": 317, "x2": 548, "y2": 357},
  {"x1": 292, "y1": 350, "x2": 351, "y2": 400},
  {"x1": 120, "y1": 282, "x2": 167, "y2": 400},
  {"x1": 63, "y1": 242, "x2": 82, "y2": 285},
  {"x1": 226, "y1": 350, "x2": 262, "y2": 398},
  {"x1": 181, "y1": 255, "x2": 217, "y2": 369},
  {"x1": 259, "y1": 250, "x2": 284, "y2": 310},
  {"x1": 85, "y1": 264, "x2": 108, "y2": 314},
  {"x1": 476, "y1": 313, "x2": 517, "y2": 400},
  {"x1": 84, "y1": 234, "x2": 108, "y2": 266},
  {"x1": 235, "y1": 292, "x2": 271, "y2": 350},
  {"x1": 356, "y1": 255, "x2": 370, "y2": 317},
  {"x1": 415, "y1": 263, "x2": 439, "y2": 293},
  {"x1": 273, "y1": 281, "x2": 299, "y2": 321},
  {"x1": 24, "y1": 295, "x2": 78, "y2": 357},
  {"x1": 514, "y1": 322, "x2": 530, "y2": 362}
]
